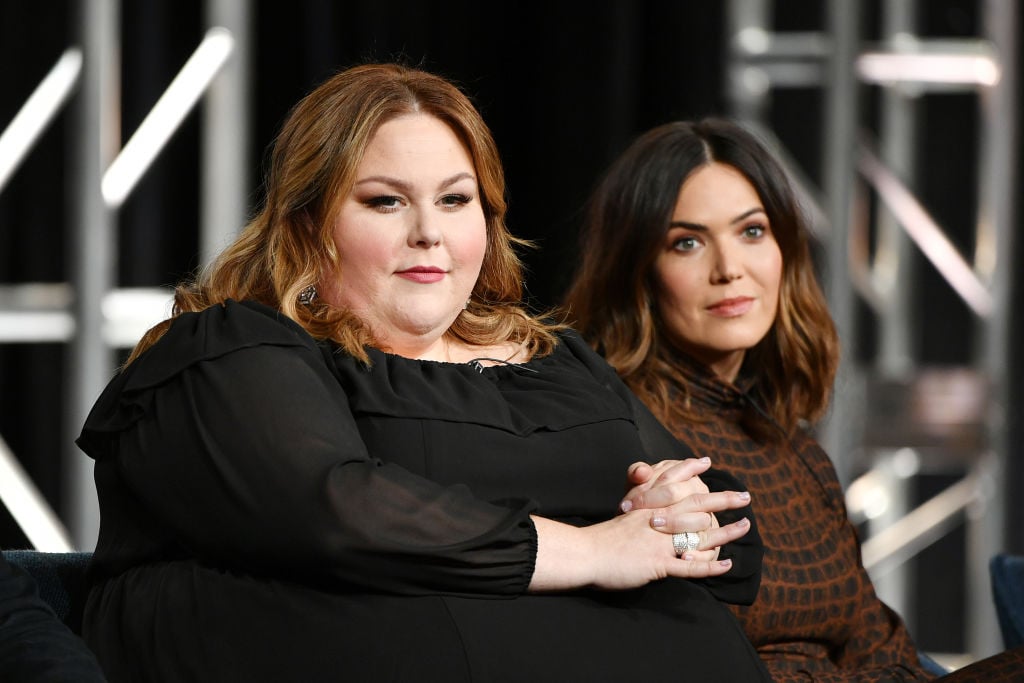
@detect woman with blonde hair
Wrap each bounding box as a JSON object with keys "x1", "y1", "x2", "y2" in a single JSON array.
[{"x1": 77, "y1": 67, "x2": 769, "y2": 681}]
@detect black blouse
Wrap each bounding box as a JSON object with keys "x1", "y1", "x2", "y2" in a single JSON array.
[{"x1": 77, "y1": 300, "x2": 768, "y2": 682}]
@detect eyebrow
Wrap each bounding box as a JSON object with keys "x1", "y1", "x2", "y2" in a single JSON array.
[
  {"x1": 669, "y1": 207, "x2": 766, "y2": 231},
  {"x1": 354, "y1": 172, "x2": 476, "y2": 193}
]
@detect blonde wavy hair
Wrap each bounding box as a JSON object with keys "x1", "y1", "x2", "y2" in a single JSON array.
[
  {"x1": 564, "y1": 119, "x2": 839, "y2": 439},
  {"x1": 129, "y1": 63, "x2": 560, "y2": 364}
]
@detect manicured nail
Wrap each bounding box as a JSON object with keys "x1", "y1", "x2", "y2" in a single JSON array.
[
  {"x1": 698, "y1": 457, "x2": 710, "y2": 464},
  {"x1": 619, "y1": 500, "x2": 633, "y2": 513},
  {"x1": 683, "y1": 553, "x2": 695, "y2": 561},
  {"x1": 651, "y1": 516, "x2": 666, "y2": 528},
  {"x1": 719, "y1": 559, "x2": 733, "y2": 568},
  {"x1": 737, "y1": 491, "x2": 751, "y2": 502},
  {"x1": 736, "y1": 517, "x2": 750, "y2": 528}
]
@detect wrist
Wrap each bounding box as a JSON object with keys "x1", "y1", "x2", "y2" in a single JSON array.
[{"x1": 529, "y1": 516, "x2": 597, "y2": 591}]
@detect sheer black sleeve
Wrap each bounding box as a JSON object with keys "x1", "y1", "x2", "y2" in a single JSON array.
[{"x1": 78, "y1": 301, "x2": 537, "y2": 598}]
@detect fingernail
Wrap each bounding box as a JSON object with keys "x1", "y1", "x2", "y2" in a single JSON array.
[
  {"x1": 738, "y1": 491, "x2": 750, "y2": 501},
  {"x1": 683, "y1": 553, "x2": 695, "y2": 561},
  {"x1": 737, "y1": 517, "x2": 750, "y2": 528},
  {"x1": 719, "y1": 559, "x2": 733, "y2": 568},
  {"x1": 698, "y1": 457, "x2": 710, "y2": 464},
  {"x1": 651, "y1": 516, "x2": 666, "y2": 528},
  {"x1": 619, "y1": 500, "x2": 633, "y2": 513}
]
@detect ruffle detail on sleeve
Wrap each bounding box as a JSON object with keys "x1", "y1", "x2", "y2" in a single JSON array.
[{"x1": 76, "y1": 300, "x2": 318, "y2": 459}]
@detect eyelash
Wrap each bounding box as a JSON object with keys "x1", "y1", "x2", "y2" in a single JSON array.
[
  {"x1": 672, "y1": 236, "x2": 701, "y2": 252},
  {"x1": 364, "y1": 196, "x2": 399, "y2": 212},
  {"x1": 743, "y1": 224, "x2": 767, "y2": 238},
  {"x1": 670, "y1": 224, "x2": 769, "y2": 251},
  {"x1": 363, "y1": 194, "x2": 473, "y2": 213},
  {"x1": 439, "y1": 193, "x2": 472, "y2": 210}
]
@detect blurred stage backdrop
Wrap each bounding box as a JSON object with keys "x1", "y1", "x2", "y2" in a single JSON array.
[{"x1": 1, "y1": 0, "x2": 1021, "y2": 664}]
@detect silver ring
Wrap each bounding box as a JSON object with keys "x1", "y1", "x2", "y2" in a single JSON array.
[{"x1": 672, "y1": 531, "x2": 700, "y2": 558}]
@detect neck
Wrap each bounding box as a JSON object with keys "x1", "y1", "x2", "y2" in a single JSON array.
[
  {"x1": 667, "y1": 341, "x2": 745, "y2": 385},
  {"x1": 379, "y1": 330, "x2": 452, "y2": 361}
]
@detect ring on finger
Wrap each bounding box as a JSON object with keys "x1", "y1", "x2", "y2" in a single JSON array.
[{"x1": 672, "y1": 531, "x2": 700, "y2": 558}]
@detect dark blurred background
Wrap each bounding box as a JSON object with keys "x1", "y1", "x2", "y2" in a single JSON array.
[{"x1": 0, "y1": 0, "x2": 1020, "y2": 663}]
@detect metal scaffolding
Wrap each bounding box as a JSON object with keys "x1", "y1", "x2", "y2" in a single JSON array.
[
  {"x1": 0, "y1": 0, "x2": 252, "y2": 550},
  {"x1": 726, "y1": 0, "x2": 1016, "y2": 663}
]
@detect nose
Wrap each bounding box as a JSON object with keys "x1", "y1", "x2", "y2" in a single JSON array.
[
  {"x1": 710, "y1": 244, "x2": 742, "y2": 283},
  {"x1": 408, "y1": 210, "x2": 442, "y2": 248}
]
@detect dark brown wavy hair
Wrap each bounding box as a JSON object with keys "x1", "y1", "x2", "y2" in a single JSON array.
[
  {"x1": 129, "y1": 63, "x2": 560, "y2": 364},
  {"x1": 564, "y1": 119, "x2": 838, "y2": 439}
]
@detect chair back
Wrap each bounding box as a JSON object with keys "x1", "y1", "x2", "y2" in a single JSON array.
[
  {"x1": 990, "y1": 553, "x2": 1024, "y2": 649},
  {"x1": 3, "y1": 550, "x2": 93, "y2": 634}
]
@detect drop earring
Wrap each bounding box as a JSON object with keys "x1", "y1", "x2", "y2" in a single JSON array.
[{"x1": 298, "y1": 285, "x2": 317, "y2": 305}]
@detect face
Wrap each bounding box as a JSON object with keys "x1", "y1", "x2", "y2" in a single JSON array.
[
  {"x1": 653, "y1": 162, "x2": 783, "y2": 382},
  {"x1": 326, "y1": 113, "x2": 487, "y2": 358}
]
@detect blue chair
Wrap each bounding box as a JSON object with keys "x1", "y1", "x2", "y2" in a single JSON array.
[
  {"x1": 990, "y1": 553, "x2": 1024, "y2": 649},
  {"x1": 917, "y1": 651, "x2": 948, "y2": 677},
  {"x1": 2, "y1": 550, "x2": 93, "y2": 634}
]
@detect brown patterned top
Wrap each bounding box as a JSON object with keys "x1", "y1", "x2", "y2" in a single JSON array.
[{"x1": 665, "y1": 354, "x2": 934, "y2": 682}]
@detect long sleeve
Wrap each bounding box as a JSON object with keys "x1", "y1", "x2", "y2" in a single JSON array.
[
  {"x1": 769, "y1": 436, "x2": 932, "y2": 683},
  {"x1": 78, "y1": 301, "x2": 537, "y2": 597},
  {"x1": 660, "y1": 351, "x2": 933, "y2": 680}
]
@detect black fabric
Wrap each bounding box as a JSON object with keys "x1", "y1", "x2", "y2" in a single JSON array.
[
  {"x1": 0, "y1": 551, "x2": 107, "y2": 683},
  {"x1": 77, "y1": 300, "x2": 768, "y2": 682},
  {"x1": 2, "y1": 551, "x2": 92, "y2": 632}
]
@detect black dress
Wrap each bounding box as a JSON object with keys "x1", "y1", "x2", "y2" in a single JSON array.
[{"x1": 77, "y1": 300, "x2": 769, "y2": 682}]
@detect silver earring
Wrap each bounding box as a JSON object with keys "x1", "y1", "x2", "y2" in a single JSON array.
[
  {"x1": 298, "y1": 285, "x2": 317, "y2": 305},
  {"x1": 464, "y1": 298, "x2": 471, "y2": 310}
]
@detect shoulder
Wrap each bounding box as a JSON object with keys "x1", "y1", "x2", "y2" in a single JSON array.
[
  {"x1": 77, "y1": 300, "x2": 330, "y2": 457},
  {"x1": 125, "y1": 300, "x2": 321, "y2": 389},
  {"x1": 551, "y1": 328, "x2": 618, "y2": 379}
]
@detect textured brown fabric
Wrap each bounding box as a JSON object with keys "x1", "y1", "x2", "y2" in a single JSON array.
[{"x1": 664, "y1": 354, "x2": 934, "y2": 682}]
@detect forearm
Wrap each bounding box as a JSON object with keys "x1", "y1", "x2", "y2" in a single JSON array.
[
  {"x1": 99, "y1": 342, "x2": 541, "y2": 596},
  {"x1": 527, "y1": 512, "x2": 737, "y2": 594}
]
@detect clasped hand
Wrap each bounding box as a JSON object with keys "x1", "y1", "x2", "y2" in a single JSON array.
[
  {"x1": 620, "y1": 457, "x2": 752, "y2": 565},
  {"x1": 528, "y1": 457, "x2": 752, "y2": 592}
]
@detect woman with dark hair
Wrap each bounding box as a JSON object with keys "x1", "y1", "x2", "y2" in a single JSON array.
[
  {"x1": 565, "y1": 119, "x2": 933, "y2": 681},
  {"x1": 77, "y1": 69, "x2": 769, "y2": 681}
]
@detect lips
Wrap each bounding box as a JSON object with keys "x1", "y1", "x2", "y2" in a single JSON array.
[
  {"x1": 706, "y1": 296, "x2": 754, "y2": 317},
  {"x1": 396, "y1": 266, "x2": 446, "y2": 284}
]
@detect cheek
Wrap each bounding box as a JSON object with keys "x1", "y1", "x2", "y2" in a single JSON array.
[
  {"x1": 655, "y1": 266, "x2": 699, "y2": 315},
  {"x1": 653, "y1": 266, "x2": 704, "y2": 344},
  {"x1": 453, "y1": 212, "x2": 488, "y2": 268},
  {"x1": 325, "y1": 223, "x2": 394, "y2": 306},
  {"x1": 333, "y1": 222, "x2": 394, "y2": 271},
  {"x1": 763, "y1": 251, "x2": 784, "y2": 315}
]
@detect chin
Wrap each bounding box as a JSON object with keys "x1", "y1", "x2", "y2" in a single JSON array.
[{"x1": 401, "y1": 312, "x2": 462, "y2": 335}]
